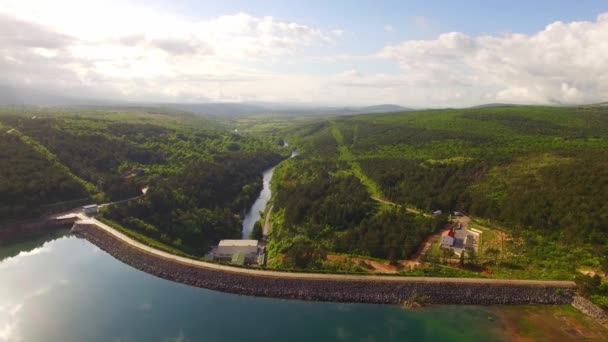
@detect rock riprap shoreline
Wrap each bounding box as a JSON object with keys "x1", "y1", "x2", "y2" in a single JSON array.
[{"x1": 73, "y1": 223, "x2": 576, "y2": 305}]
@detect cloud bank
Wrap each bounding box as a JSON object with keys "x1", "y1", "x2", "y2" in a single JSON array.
[
  {"x1": 376, "y1": 14, "x2": 608, "y2": 105},
  {"x1": 1, "y1": 0, "x2": 608, "y2": 106}
]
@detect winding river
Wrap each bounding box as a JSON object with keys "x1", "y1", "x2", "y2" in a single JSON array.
[{"x1": 242, "y1": 150, "x2": 298, "y2": 239}]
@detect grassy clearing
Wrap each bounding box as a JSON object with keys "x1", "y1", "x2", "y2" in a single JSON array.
[{"x1": 331, "y1": 122, "x2": 383, "y2": 198}]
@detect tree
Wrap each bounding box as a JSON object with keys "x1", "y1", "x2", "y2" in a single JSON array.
[
  {"x1": 575, "y1": 274, "x2": 601, "y2": 297},
  {"x1": 467, "y1": 249, "x2": 478, "y2": 266},
  {"x1": 442, "y1": 248, "x2": 453, "y2": 264},
  {"x1": 284, "y1": 236, "x2": 326, "y2": 269},
  {"x1": 459, "y1": 252, "x2": 465, "y2": 267},
  {"x1": 485, "y1": 248, "x2": 500, "y2": 265},
  {"x1": 601, "y1": 257, "x2": 608, "y2": 277},
  {"x1": 250, "y1": 221, "x2": 263, "y2": 240}
]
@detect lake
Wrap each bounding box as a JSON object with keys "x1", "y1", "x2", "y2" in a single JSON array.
[{"x1": 0, "y1": 233, "x2": 508, "y2": 342}]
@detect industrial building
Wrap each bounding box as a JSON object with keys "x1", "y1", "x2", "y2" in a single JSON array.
[{"x1": 213, "y1": 240, "x2": 260, "y2": 265}]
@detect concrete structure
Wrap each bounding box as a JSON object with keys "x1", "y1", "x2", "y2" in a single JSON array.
[
  {"x1": 72, "y1": 222, "x2": 577, "y2": 305},
  {"x1": 54, "y1": 213, "x2": 80, "y2": 225},
  {"x1": 82, "y1": 204, "x2": 98, "y2": 216},
  {"x1": 213, "y1": 240, "x2": 259, "y2": 265},
  {"x1": 441, "y1": 223, "x2": 481, "y2": 256}
]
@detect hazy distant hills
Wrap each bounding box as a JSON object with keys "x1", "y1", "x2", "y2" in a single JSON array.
[
  {"x1": 0, "y1": 85, "x2": 78, "y2": 106},
  {"x1": 585, "y1": 101, "x2": 608, "y2": 107},
  {"x1": 4, "y1": 84, "x2": 606, "y2": 116},
  {"x1": 470, "y1": 103, "x2": 521, "y2": 108},
  {"x1": 165, "y1": 103, "x2": 413, "y2": 117},
  {"x1": 0, "y1": 85, "x2": 126, "y2": 107},
  {"x1": 0, "y1": 85, "x2": 412, "y2": 116}
]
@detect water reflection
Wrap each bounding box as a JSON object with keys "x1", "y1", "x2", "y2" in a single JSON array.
[{"x1": 0, "y1": 234, "x2": 503, "y2": 342}]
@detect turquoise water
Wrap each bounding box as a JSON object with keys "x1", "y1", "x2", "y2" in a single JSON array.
[{"x1": 0, "y1": 234, "x2": 505, "y2": 342}]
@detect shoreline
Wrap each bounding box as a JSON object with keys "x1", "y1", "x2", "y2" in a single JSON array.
[{"x1": 72, "y1": 222, "x2": 576, "y2": 305}]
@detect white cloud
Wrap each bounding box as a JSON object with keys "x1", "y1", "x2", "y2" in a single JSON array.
[
  {"x1": 377, "y1": 13, "x2": 608, "y2": 105},
  {"x1": 0, "y1": 0, "x2": 608, "y2": 106},
  {"x1": 331, "y1": 29, "x2": 345, "y2": 37},
  {"x1": 0, "y1": 0, "x2": 331, "y2": 102}
]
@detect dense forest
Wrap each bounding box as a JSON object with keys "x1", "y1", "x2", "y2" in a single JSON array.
[
  {"x1": 337, "y1": 106, "x2": 608, "y2": 245},
  {"x1": 104, "y1": 151, "x2": 282, "y2": 254},
  {"x1": 266, "y1": 126, "x2": 444, "y2": 269},
  {"x1": 0, "y1": 107, "x2": 287, "y2": 253},
  {"x1": 264, "y1": 105, "x2": 607, "y2": 286},
  {"x1": 0, "y1": 129, "x2": 89, "y2": 220}
]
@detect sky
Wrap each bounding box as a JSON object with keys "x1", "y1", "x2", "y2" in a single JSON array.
[{"x1": 1, "y1": 0, "x2": 608, "y2": 107}]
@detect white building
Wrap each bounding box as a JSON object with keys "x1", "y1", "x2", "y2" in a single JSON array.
[
  {"x1": 213, "y1": 240, "x2": 259, "y2": 265},
  {"x1": 441, "y1": 223, "x2": 482, "y2": 256}
]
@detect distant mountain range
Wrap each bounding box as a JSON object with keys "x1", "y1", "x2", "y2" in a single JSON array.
[
  {"x1": 165, "y1": 103, "x2": 412, "y2": 117},
  {"x1": 470, "y1": 103, "x2": 521, "y2": 109},
  {"x1": 2, "y1": 84, "x2": 606, "y2": 116},
  {"x1": 0, "y1": 85, "x2": 121, "y2": 106},
  {"x1": 0, "y1": 85, "x2": 412, "y2": 117},
  {"x1": 585, "y1": 101, "x2": 608, "y2": 107}
]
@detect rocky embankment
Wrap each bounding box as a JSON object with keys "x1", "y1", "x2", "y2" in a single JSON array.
[
  {"x1": 73, "y1": 224, "x2": 576, "y2": 305},
  {"x1": 572, "y1": 296, "x2": 608, "y2": 328}
]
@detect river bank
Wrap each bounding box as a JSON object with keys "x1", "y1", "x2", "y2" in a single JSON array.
[{"x1": 73, "y1": 223, "x2": 575, "y2": 305}]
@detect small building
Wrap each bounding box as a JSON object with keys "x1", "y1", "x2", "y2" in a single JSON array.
[
  {"x1": 441, "y1": 223, "x2": 482, "y2": 256},
  {"x1": 453, "y1": 223, "x2": 468, "y2": 247},
  {"x1": 213, "y1": 240, "x2": 259, "y2": 265},
  {"x1": 441, "y1": 230, "x2": 455, "y2": 247},
  {"x1": 432, "y1": 210, "x2": 443, "y2": 216},
  {"x1": 82, "y1": 204, "x2": 98, "y2": 216}
]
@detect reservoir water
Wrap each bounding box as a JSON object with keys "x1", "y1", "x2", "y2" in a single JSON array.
[{"x1": 0, "y1": 232, "x2": 506, "y2": 342}]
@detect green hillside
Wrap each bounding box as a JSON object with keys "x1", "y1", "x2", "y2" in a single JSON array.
[
  {"x1": 0, "y1": 107, "x2": 288, "y2": 253},
  {"x1": 338, "y1": 105, "x2": 608, "y2": 240},
  {"x1": 0, "y1": 125, "x2": 90, "y2": 221},
  {"x1": 266, "y1": 105, "x2": 608, "y2": 287}
]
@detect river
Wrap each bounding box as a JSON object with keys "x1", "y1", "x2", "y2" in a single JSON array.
[
  {"x1": 0, "y1": 232, "x2": 508, "y2": 342},
  {"x1": 241, "y1": 151, "x2": 298, "y2": 239}
]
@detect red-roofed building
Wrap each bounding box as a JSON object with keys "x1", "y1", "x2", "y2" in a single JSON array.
[{"x1": 441, "y1": 229, "x2": 455, "y2": 247}]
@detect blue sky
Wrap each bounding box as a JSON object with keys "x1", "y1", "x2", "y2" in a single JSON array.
[
  {"x1": 169, "y1": 1, "x2": 608, "y2": 38},
  {"x1": 156, "y1": 1, "x2": 608, "y2": 59},
  {"x1": 2, "y1": 0, "x2": 608, "y2": 106}
]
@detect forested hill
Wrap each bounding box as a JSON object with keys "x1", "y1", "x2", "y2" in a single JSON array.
[
  {"x1": 264, "y1": 105, "x2": 607, "y2": 281},
  {"x1": 329, "y1": 105, "x2": 608, "y2": 243},
  {"x1": 0, "y1": 107, "x2": 288, "y2": 253}
]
